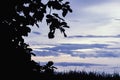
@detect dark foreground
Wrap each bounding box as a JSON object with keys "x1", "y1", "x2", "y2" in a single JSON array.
[{"x1": 38, "y1": 71, "x2": 120, "y2": 80}]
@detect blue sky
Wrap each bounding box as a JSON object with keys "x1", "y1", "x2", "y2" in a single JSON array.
[{"x1": 24, "y1": 0, "x2": 120, "y2": 73}]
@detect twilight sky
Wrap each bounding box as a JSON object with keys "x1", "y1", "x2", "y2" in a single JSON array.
[{"x1": 24, "y1": 0, "x2": 120, "y2": 73}]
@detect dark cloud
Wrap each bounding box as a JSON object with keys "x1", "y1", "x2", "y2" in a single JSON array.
[
  {"x1": 46, "y1": 44, "x2": 108, "y2": 50},
  {"x1": 72, "y1": 50, "x2": 120, "y2": 58},
  {"x1": 67, "y1": 35, "x2": 120, "y2": 38},
  {"x1": 115, "y1": 19, "x2": 120, "y2": 21},
  {"x1": 116, "y1": 34, "x2": 120, "y2": 37},
  {"x1": 33, "y1": 43, "x2": 120, "y2": 58},
  {"x1": 54, "y1": 62, "x2": 107, "y2": 67},
  {"x1": 37, "y1": 44, "x2": 108, "y2": 56},
  {"x1": 96, "y1": 51, "x2": 120, "y2": 57},
  {"x1": 32, "y1": 31, "x2": 41, "y2": 35},
  {"x1": 38, "y1": 62, "x2": 106, "y2": 67},
  {"x1": 33, "y1": 50, "x2": 59, "y2": 56}
]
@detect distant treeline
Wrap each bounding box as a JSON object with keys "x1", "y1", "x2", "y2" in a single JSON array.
[{"x1": 38, "y1": 70, "x2": 120, "y2": 80}]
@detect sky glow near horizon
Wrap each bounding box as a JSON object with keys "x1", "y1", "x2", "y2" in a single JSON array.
[{"x1": 24, "y1": 0, "x2": 120, "y2": 74}]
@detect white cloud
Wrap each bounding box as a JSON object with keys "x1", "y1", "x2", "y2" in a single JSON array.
[
  {"x1": 79, "y1": 1, "x2": 120, "y2": 35},
  {"x1": 32, "y1": 55, "x2": 120, "y2": 66},
  {"x1": 65, "y1": 0, "x2": 120, "y2": 36},
  {"x1": 89, "y1": 20, "x2": 120, "y2": 35},
  {"x1": 84, "y1": 2, "x2": 120, "y2": 18}
]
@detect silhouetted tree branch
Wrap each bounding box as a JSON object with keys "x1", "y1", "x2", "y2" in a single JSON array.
[{"x1": 1, "y1": 0, "x2": 72, "y2": 80}]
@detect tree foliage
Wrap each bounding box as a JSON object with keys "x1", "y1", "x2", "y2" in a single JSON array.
[{"x1": 1, "y1": 0, "x2": 72, "y2": 80}]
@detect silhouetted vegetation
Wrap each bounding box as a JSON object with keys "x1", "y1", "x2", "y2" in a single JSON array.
[
  {"x1": 39, "y1": 70, "x2": 120, "y2": 80},
  {"x1": 2, "y1": 0, "x2": 119, "y2": 80},
  {"x1": 1, "y1": 0, "x2": 72, "y2": 80}
]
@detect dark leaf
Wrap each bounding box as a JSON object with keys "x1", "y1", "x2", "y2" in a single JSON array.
[
  {"x1": 62, "y1": 9, "x2": 68, "y2": 17},
  {"x1": 47, "y1": 1, "x2": 53, "y2": 8},
  {"x1": 34, "y1": 11, "x2": 44, "y2": 22},
  {"x1": 63, "y1": 25, "x2": 70, "y2": 28},
  {"x1": 25, "y1": 27, "x2": 31, "y2": 33},
  {"x1": 41, "y1": 6, "x2": 46, "y2": 13},
  {"x1": 52, "y1": 13, "x2": 59, "y2": 17},
  {"x1": 46, "y1": 19, "x2": 51, "y2": 25},
  {"x1": 31, "y1": 52, "x2": 36, "y2": 56},
  {"x1": 59, "y1": 0, "x2": 63, "y2": 2},
  {"x1": 48, "y1": 32, "x2": 54, "y2": 39},
  {"x1": 63, "y1": 32, "x2": 67, "y2": 37},
  {"x1": 68, "y1": 8, "x2": 72, "y2": 13},
  {"x1": 27, "y1": 48, "x2": 32, "y2": 51},
  {"x1": 65, "y1": 2, "x2": 70, "y2": 4},
  {"x1": 61, "y1": 22, "x2": 67, "y2": 26},
  {"x1": 60, "y1": 27, "x2": 65, "y2": 33},
  {"x1": 38, "y1": 14, "x2": 44, "y2": 21},
  {"x1": 50, "y1": 24, "x2": 56, "y2": 30},
  {"x1": 20, "y1": 27, "x2": 31, "y2": 36},
  {"x1": 35, "y1": 23, "x2": 39, "y2": 28},
  {"x1": 52, "y1": 1, "x2": 62, "y2": 10},
  {"x1": 46, "y1": 14, "x2": 53, "y2": 18},
  {"x1": 53, "y1": 13, "x2": 64, "y2": 21}
]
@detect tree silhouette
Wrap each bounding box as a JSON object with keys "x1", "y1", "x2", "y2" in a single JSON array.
[
  {"x1": 43, "y1": 61, "x2": 57, "y2": 73},
  {"x1": 1, "y1": 0, "x2": 72, "y2": 80}
]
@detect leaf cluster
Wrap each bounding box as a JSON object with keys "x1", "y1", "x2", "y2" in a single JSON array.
[
  {"x1": 1, "y1": 0, "x2": 72, "y2": 79},
  {"x1": 46, "y1": 13, "x2": 69, "y2": 38}
]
